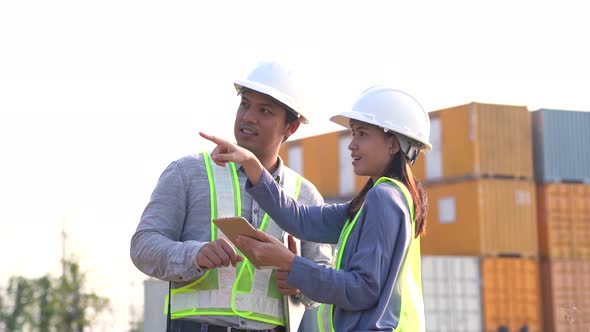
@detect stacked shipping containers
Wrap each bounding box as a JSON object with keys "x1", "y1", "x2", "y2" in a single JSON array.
[
  {"x1": 412, "y1": 102, "x2": 542, "y2": 332},
  {"x1": 531, "y1": 109, "x2": 590, "y2": 332},
  {"x1": 421, "y1": 256, "x2": 542, "y2": 332}
]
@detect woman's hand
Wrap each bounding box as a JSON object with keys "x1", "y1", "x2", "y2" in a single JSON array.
[
  {"x1": 199, "y1": 132, "x2": 264, "y2": 185},
  {"x1": 236, "y1": 229, "x2": 296, "y2": 272}
]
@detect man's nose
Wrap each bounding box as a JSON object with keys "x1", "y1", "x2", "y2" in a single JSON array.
[{"x1": 240, "y1": 108, "x2": 258, "y2": 123}]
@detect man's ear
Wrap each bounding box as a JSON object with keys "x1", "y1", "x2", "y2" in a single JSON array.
[{"x1": 284, "y1": 120, "x2": 301, "y2": 140}]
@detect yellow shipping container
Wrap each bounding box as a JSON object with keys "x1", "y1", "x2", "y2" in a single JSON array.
[
  {"x1": 280, "y1": 132, "x2": 339, "y2": 197},
  {"x1": 413, "y1": 102, "x2": 533, "y2": 182},
  {"x1": 300, "y1": 132, "x2": 341, "y2": 197},
  {"x1": 482, "y1": 257, "x2": 542, "y2": 332},
  {"x1": 280, "y1": 131, "x2": 368, "y2": 199},
  {"x1": 537, "y1": 183, "x2": 590, "y2": 258},
  {"x1": 421, "y1": 178, "x2": 538, "y2": 257},
  {"x1": 540, "y1": 259, "x2": 590, "y2": 332}
]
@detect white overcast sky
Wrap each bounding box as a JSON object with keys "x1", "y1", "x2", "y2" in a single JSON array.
[{"x1": 1, "y1": 0, "x2": 589, "y2": 330}]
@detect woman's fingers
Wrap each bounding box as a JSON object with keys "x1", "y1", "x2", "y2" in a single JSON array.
[
  {"x1": 200, "y1": 131, "x2": 248, "y2": 165},
  {"x1": 199, "y1": 132, "x2": 224, "y2": 144},
  {"x1": 287, "y1": 234, "x2": 298, "y2": 255},
  {"x1": 200, "y1": 132, "x2": 230, "y2": 153},
  {"x1": 236, "y1": 233, "x2": 266, "y2": 250}
]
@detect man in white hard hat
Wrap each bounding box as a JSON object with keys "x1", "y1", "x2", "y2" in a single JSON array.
[{"x1": 131, "y1": 61, "x2": 332, "y2": 332}]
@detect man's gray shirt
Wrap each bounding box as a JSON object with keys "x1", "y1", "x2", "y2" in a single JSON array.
[{"x1": 130, "y1": 153, "x2": 333, "y2": 330}]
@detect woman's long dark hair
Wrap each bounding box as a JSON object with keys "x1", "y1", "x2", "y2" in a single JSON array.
[{"x1": 347, "y1": 133, "x2": 428, "y2": 238}]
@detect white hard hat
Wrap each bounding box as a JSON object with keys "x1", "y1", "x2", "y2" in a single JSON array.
[
  {"x1": 234, "y1": 61, "x2": 309, "y2": 124},
  {"x1": 330, "y1": 85, "x2": 432, "y2": 162}
]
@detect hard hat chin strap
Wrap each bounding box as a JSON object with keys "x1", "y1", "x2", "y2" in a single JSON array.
[
  {"x1": 404, "y1": 145, "x2": 420, "y2": 165},
  {"x1": 397, "y1": 136, "x2": 421, "y2": 165}
]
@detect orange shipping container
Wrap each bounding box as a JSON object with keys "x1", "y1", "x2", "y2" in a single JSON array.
[
  {"x1": 481, "y1": 257, "x2": 542, "y2": 332},
  {"x1": 280, "y1": 131, "x2": 340, "y2": 197},
  {"x1": 413, "y1": 102, "x2": 534, "y2": 182},
  {"x1": 300, "y1": 132, "x2": 340, "y2": 197},
  {"x1": 537, "y1": 183, "x2": 590, "y2": 258},
  {"x1": 540, "y1": 259, "x2": 590, "y2": 332},
  {"x1": 421, "y1": 178, "x2": 538, "y2": 257},
  {"x1": 280, "y1": 130, "x2": 368, "y2": 199}
]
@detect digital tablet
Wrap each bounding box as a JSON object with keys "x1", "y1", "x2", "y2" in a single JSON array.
[{"x1": 212, "y1": 216, "x2": 276, "y2": 269}]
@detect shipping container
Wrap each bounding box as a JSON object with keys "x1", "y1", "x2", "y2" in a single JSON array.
[
  {"x1": 280, "y1": 131, "x2": 338, "y2": 197},
  {"x1": 280, "y1": 130, "x2": 368, "y2": 199},
  {"x1": 413, "y1": 102, "x2": 533, "y2": 182},
  {"x1": 422, "y1": 256, "x2": 483, "y2": 332},
  {"x1": 540, "y1": 258, "x2": 590, "y2": 332},
  {"x1": 537, "y1": 183, "x2": 590, "y2": 258},
  {"x1": 481, "y1": 257, "x2": 542, "y2": 332},
  {"x1": 531, "y1": 109, "x2": 590, "y2": 183},
  {"x1": 421, "y1": 179, "x2": 538, "y2": 257},
  {"x1": 300, "y1": 132, "x2": 340, "y2": 197},
  {"x1": 421, "y1": 256, "x2": 542, "y2": 332}
]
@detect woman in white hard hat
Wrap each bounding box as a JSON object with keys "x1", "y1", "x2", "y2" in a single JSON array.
[{"x1": 200, "y1": 85, "x2": 431, "y2": 332}]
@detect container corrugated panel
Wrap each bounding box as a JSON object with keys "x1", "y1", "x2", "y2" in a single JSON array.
[
  {"x1": 532, "y1": 109, "x2": 590, "y2": 183},
  {"x1": 421, "y1": 178, "x2": 538, "y2": 257},
  {"x1": 540, "y1": 259, "x2": 590, "y2": 332},
  {"x1": 537, "y1": 183, "x2": 590, "y2": 258},
  {"x1": 422, "y1": 256, "x2": 482, "y2": 332},
  {"x1": 481, "y1": 257, "x2": 542, "y2": 332},
  {"x1": 476, "y1": 103, "x2": 533, "y2": 179},
  {"x1": 143, "y1": 278, "x2": 168, "y2": 332},
  {"x1": 413, "y1": 102, "x2": 533, "y2": 182},
  {"x1": 573, "y1": 185, "x2": 590, "y2": 258}
]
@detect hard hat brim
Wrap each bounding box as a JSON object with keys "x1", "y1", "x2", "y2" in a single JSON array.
[
  {"x1": 330, "y1": 112, "x2": 432, "y2": 152},
  {"x1": 234, "y1": 81, "x2": 309, "y2": 124}
]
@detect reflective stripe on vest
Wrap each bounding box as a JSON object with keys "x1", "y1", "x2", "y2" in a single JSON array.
[
  {"x1": 317, "y1": 177, "x2": 425, "y2": 332},
  {"x1": 168, "y1": 151, "x2": 302, "y2": 326}
]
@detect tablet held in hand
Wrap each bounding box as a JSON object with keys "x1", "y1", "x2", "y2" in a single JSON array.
[{"x1": 212, "y1": 216, "x2": 277, "y2": 269}]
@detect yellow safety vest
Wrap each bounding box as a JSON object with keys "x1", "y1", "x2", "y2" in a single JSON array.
[
  {"x1": 317, "y1": 177, "x2": 425, "y2": 332},
  {"x1": 166, "y1": 151, "x2": 302, "y2": 326}
]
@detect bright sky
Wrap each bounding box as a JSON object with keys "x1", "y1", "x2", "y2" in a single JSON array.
[{"x1": 1, "y1": 1, "x2": 588, "y2": 330}]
